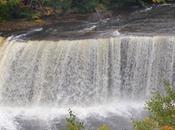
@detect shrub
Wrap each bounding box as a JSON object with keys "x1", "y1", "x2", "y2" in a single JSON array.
[
  {"x1": 66, "y1": 109, "x2": 110, "y2": 130},
  {"x1": 72, "y1": 0, "x2": 100, "y2": 13},
  {"x1": 66, "y1": 109, "x2": 85, "y2": 130},
  {"x1": 97, "y1": 124, "x2": 110, "y2": 130},
  {"x1": 133, "y1": 84, "x2": 175, "y2": 130},
  {"x1": 0, "y1": 0, "x2": 20, "y2": 20},
  {"x1": 0, "y1": 0, "x2": 33, "y2": 20}
]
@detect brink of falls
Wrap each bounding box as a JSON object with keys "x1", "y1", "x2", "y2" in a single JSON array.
[{"x1": 0, "y1": 36, "x2": 175, "y2": 130}]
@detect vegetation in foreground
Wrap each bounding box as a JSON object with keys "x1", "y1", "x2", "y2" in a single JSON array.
[
  {"x1": 66, "y1": 109, "x2": 110, "y2": 130},
  {"x1": 133, "y1": 84, "x2": 175, "y2": 130},
  {"x1": 0, "y1": 0, "x2": 172, "y2": 21},
  {"x1": 66, "y1": 84, "x2": 175, "y2": 130}
]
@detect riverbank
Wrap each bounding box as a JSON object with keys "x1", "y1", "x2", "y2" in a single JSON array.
[
  {"x1": 1, "y1": 4, "x2": 175, "y2": 39},
  {"x1": 0, "y1": 13, "x2": 93, "y2": 36},
  {"x1": 0, "y1": 19, "x2": 46, "y2": 32}
]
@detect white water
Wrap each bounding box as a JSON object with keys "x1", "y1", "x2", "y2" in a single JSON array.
[{"x1": 0, "y1": 36, "x2": 174, "y2": 129}]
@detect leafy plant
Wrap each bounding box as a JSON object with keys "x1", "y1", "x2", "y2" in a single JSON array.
[
  {"x1": 97, "y1": 124, "x2": 110, "y2": 130},
  {"x1": 0, "y1": 0, "x2": 19, "y2": 19},
  {"x1": 72, "y1": 0, "x2": 100, "y2": 13},
  {"x1": 133, "y1": 84, "x2": 175, "y2": 130},
  {"x1": 66, "y1": 109, "x2": 110, "y2": 130},
  {"x1": 66, "y1": 109, "x2": 85, "y2": 130},
  {"x1": 0, "y1": 0, "x2": 34, "y2": 20}
]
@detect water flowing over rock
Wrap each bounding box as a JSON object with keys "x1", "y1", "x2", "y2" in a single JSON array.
[{"x1": 0, "y1": 36, "x2": 174, "y2": 130}]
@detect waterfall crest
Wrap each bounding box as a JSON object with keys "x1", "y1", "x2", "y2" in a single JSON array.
[{"x1": 0, "y1": 36, "x2": 174, "y2": 107}]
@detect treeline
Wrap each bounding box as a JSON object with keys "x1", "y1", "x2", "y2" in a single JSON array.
[{"x1": 0, "y1": 0, "x2": 171, "y2": 20}]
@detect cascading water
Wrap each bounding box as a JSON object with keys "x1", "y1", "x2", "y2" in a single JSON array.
[{"x1": 0, "y1": 36, "x2": 174, "y2": 130}]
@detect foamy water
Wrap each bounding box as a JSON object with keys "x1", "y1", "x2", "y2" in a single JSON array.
[{"x1": 0, "y1": 35, "x2": 174, "y2": 129}]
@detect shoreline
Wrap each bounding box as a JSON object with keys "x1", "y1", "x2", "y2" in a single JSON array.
[{"x1": 0, "y1": 13, "x2": 92, "y2": 37}]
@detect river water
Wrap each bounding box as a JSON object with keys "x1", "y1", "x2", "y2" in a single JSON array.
[
  {"x1": 0, "y1": 4, "x2": 175, "y2": 130},
  {"x1": 0, "y1": 35, "x2": 175, "y2": 130}
]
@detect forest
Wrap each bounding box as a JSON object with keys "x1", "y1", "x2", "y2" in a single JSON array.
[{"x1": 0, "y1": 0, "x2": 171, "y2": 20}]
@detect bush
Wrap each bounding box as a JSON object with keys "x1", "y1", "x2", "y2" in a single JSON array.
[
  {"x1": 97, "y1": 124, "x2": 110, "y2": 130},
  {"x1": 72, "y1": 0, "x2": 100, "y2": 13},
  {"x1": 0, "y1": 0, "x2": 19, "y2": 20},
  {"x1": 66, "y1": 109, "x2": 110, "y2": 130},
  {"x1": 0, "y1": 0, "x2": 33, "y2": 20},
  {"x1": 66, "y1": 109, "x2": 85, "y2": 130},
  {"x1": 133, "y1": 84, "x2": 175, "y2": 130}
]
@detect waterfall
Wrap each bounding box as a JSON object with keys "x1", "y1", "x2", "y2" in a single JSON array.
[{"x1": 0, "y1": 36, "x2": 174, "y2": 130}]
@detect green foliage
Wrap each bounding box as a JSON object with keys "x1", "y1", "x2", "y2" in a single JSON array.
[
  {"x1": 0, "y1": 0, "x2": 20, "y2": 20},
  {"x1": 43, "y1": 0, "x2": 72, "y2": 14},
  {"x1": 0, "y1": 0, "x2": 169, "y2": 20},
  {"x1": 97, "y1": 124, "x2": 110, "y2": 130},
  {"x1": 0, "y1": 0, "x2": 33, "y2": 20},
  {"x1": 133, "y1": 84, "x2": 175, "y2": 130},
  {"x1": 66, "y1": 109, "x2": 110, "y2": 130},
  {"x1": 72, "y1": 0, "x2": 100, "y2": 13},
  {"x1": 66, "y1": 109, "x2": 85, "y2": 130}
]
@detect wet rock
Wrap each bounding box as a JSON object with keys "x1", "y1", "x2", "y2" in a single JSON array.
[{"x1": 88, "y1": 11, "x2": 112, "y2": 22}]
